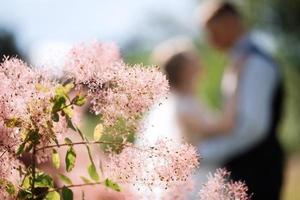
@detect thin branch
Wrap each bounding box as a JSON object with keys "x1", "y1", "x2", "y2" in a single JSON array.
[
  {"x1": 36, "y1": 141, "x2": 126, "y2": 151},
  {"x1": 36, "y1": 140, "x2": 144, "y2": 152},
  {"x1": 0, "y1": 142, "x2": 19, "y2": 158},
  {"x1": 55, "y1": 182, "x2": 102, "y2": 191},
  {"x1": 31, "y1": 144, "x2": 36, "y2": 200},
  {"x1": 58, "y1": 103, "x2": 72, "y2": 111},
  {"x1": 0, "y1": 149, "x2": 7, "y2": 159}
]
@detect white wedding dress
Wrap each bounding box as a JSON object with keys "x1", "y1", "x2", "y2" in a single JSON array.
[{"x1": 139, "y1": 92, "x2": 218, "y2": 199}]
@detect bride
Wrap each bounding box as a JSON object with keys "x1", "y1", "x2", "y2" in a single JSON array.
[{"x1": 141, "y1": 38, "x2": 238, "y2": 198}]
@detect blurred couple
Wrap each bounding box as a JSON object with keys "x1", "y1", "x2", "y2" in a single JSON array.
[{"x1": 143, "y1": 1, "x2": 284, "y2": 200}]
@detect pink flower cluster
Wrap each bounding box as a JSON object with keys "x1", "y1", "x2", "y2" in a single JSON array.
[
  {"x1": 0, "y1": 58, "x2": 67, "y2": 160},
  {"x1": 64, "y1": 42, "x2": 169, "y2": 127},
  {"x1": 0, "y1": 147, "x2": 23, "y2": 200},
  {"x1": 198, "y1": 169, "x2": 249, "y2": 200},
  {"x1": 102, "y1": 138, "x2": 199, "y2": 190},
  {"x1": 0, "y1": 42, "x2": 250, "y2": 200},
  {"x1": 162, "y1": 178, "x2": 195, "y2": 200},
  {"x1": 64, "y1": 42, "x2": 121, "y2": 87},
  {"x1": 0, "y1": 59, "x2": 35, "y2": 150},
  {"x1": 0, "y1": 42, "x2": 169, "y2": 188}
]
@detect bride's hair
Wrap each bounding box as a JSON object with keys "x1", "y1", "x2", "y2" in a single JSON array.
[
  {"x1": 152, "y1": 37, "x2": 199, "y2": 88},
  {"x1": 164, "y1": 51, "x2": 198, "y2": 88}
]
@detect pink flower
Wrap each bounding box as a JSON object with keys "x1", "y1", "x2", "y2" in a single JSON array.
[
  {"x1": 0, "y1": 58, "x2": 67, "y2": 161},
  {"x1": 64, "y1": 42, "x2": 169, "y2": 129},
  {"x1": 198, "y1": 169, "x2": 249, "y2": 200},
  {"x1": 103, "y1": 138, "x2": 199, "y2": 191},
  {"x1": 90, "y1": 65, "x2": 169, "y2": 126},
  {"x1": 162, "y1": 178, "x2": 195, "y2": 200},
  {"x1": 0, "y1": 147, "x2": 23, "y2": 200},
  {"x1": 64, "y1": 41, "x2": 122, "y2": 87}
]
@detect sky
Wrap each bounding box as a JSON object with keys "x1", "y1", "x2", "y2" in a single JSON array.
[
  {"x1": 0, "y1": 0, "x2": 198, "y2": 53},
  {"x1": 0, "y1": 0, "x2": 275, "y2": 68}
]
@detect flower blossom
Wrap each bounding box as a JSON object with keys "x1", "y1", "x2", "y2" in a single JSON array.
[
  {"x1": 162, "y1": 177, "x2": 195, "y2": 200},
  {"x1": 198, "y1": 169, "x2": 249, "y2": 200},
  {"x1": 64, "y1": 41, "x2": 121, "y2": 86},
  {"x1": 0, "y1": 58, "x2": 67, "y2": 161},
  {"x1": 0, "y1": 147, "x2": 22, "y2": 200},
  {"x1": 102, "y1": 138, "x2": 199, "y2": 191},
  {"x1": 64, "y1": 42, "x2": 169, "y2": 128}
]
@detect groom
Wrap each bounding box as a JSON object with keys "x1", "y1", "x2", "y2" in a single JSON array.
[{"x1": 198, "y1": 1, "x2": 284, "y2": 199}]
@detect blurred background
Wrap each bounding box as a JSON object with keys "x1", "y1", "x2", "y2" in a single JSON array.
[{"x1": 0, "y1": 0, "x2": 299, "y2": 199}]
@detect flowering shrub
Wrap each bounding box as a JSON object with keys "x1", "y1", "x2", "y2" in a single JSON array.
[
  {"x1": 199, "y1": 169, "x2": 249, "y2": 200},
  {"x1": 0, "y1": 42, "x2": 249, "y2": 200}
]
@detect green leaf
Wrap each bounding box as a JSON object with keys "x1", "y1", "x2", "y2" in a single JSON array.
[
  {"x1": 51, "y1": 112, "x2": 60, "y2": 122},
  {"x1": 80, "y1": 176, "x2": 92, "y2": 184},
  {"x1": 20, "y1": 129, "x2": 29, "y2": 141},
  {"x1": 104, "y1": 178, "x2": 121, "y2": 192},
  {"x1": 5, "y1": 181, "x2": 16, "y2": 195},
  {"x1": 35, "y1": 83, "x2": 50, "y2": 93},
  {"x1": 52, "y1": 96, "x2": 66, "y2": 112},
  {"x1": 45, "y1": 191, "x2": 60, "y2": 200},
  {"x1": 73, "y1": 95, "x2": 86, "y2": 106},
  {"x1": 66, "y1": 117, "x2": 76, "y2": 131},
  {"x1": 63, "y1": 106, "x2": 73, "y2": 118},
  {"x1": 27, "y1": 130, "x2": 40, "y2": 143},
  {"x1": 54, "y1": 83, "x2": 74, "y2": 102},
  {"x1": 35, "y1": 173, "x2": 54, "y2": 188},
  {"x1": 58, "y1": 174, "x2": 72, "y2": 185},
  {"x1": 55, "y1": 85, "x2": 65, "y2": 97},
  {"x1": 65, "y1": 147, "x2": 76, "y2": 172},
  {"x1": 52, "y1": 149, "x2": 60, "y2": 169},
  {"x1": 87, "y1": 163, "x2": 99, "y2": 182},
  {"x1": 5, "y1": 118, "x2": 22, "y2": 128},
  {"x1": 55, "y1": 85, "x2": 67, "y2": 97},
  {"x1": 17, "y1": 189, "x2": 32, "y2": 199},
  {"x1": 64, "y1": 137, "x2": 73, "y2": 145},
  {"x1": 16, "y1": 142, "x2": 26, "y2": 155},
  {"x1": 62, "y1": 186, "x2": 73, "y2": 200},
  {"x1": 53, "y1": 138, "x2": 60, "y2": 146},
  {"x1": 93, "y1": 123, "x2": 103, "y2": 141},
  {"x1": 63, "y1": 83, "x2": 75, "y2": 94},
  {"x1": 21, "y1": 175, "x2": 31, "y2": 189}
]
